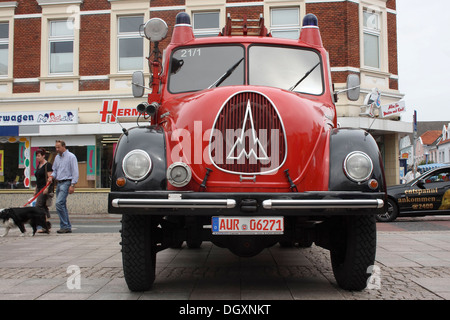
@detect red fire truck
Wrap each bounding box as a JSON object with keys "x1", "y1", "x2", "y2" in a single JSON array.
[{"x1": 108, "y1": 12, "x2": 386, "y2": 292}]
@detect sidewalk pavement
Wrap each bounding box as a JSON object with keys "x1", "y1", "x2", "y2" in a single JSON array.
[{"x1": 0, "y1": 225, "x2": 449, "y2": 300}]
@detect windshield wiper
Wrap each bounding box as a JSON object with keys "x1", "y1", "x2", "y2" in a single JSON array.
[
  {"x1": 208, "y1": 57, "x2": 244, "y2": 89},
  {"x1": 289, "y1": 62, "x2": 321, "y2": 92}
]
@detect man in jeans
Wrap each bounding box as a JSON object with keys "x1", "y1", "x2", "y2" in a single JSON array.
[{"x1": 48, "y1": 140, "x2": 79, "y2": 234}]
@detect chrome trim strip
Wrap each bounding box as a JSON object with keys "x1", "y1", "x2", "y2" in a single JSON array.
[
  {"x1": 262, "y1": 199, "x2": 384, "y2": 210},
  {"x1": 112, "y1": 198, "x2": 236, "y2": 209},
  {"x1": 112, "y1": 198, "x2": 383, "y2": 210}
]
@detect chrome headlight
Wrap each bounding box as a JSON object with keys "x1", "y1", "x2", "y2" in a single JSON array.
[
  {"x1": 167, "y1": 162, "x2": 192, "y2": 187},
  {"x1": 122, "y1": 150, "x2": 152, "y2": 181},
  {"x1": 344, "y1": 151, "x2": 373, "y2": 182}
]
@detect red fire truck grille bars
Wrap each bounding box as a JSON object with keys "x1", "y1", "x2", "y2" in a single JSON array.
[{"x1": 210, "y1": 91, "x2": 287, "y2": 175}]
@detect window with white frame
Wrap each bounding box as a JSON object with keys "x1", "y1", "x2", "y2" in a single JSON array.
[
  {"x1": 49, "y1": 20, "x2": 74, "y2": 74},
  {"x1": 270, "y1": 7, "x2": 300, "y2": 40},
  {"x1": 118, "y1": 16, "x2": 144, "y2": 72},
  {"x1": 0, "y1": 22, "x2": 8, "y2": 76},
  {"x1": 363, "y1": 9, "x2": 381, "y2": 69},
  {"x1": 193, "y1": 12, "x2": 220, "y2": 38}
]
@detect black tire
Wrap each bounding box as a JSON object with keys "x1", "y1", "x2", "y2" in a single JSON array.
[
  {"x1": 376, "y1": 198, "x2": 398, "y2": 222},
  {"x1": 186, "y1": 217, "x2": 202, "y2": 249},
  {"x1": 121, "y1": 214, "x2": 156, "y2": 291},
  {"x1": 187, "y1": 239, "x2": 202, "y2": 249},
  {"x1": 279, "y1": 240, "x2": 295, "y2": 248},
  {"x1": 330, "y1": 214, "x2": 377, "y2": 291}
]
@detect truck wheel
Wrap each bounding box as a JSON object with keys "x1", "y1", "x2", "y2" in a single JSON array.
[
  {"x1": 330, "y1": 214, "x2": 376, "y2": 291},
  {"x1": 186, "y1": 217, "x2": 202, "y2": 249},
  {"x1": 376, "y1": 198, "x2": 398, "y2": 222},
  {"x1": 121, "y1": 214, "x2": 156, "y2": 291}
]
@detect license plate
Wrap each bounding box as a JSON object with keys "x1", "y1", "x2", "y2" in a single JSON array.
[{"x1": 212, "y1": 217, "x2": 284, "y2": 235}]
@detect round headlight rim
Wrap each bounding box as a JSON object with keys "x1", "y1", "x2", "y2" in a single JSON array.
[
  {"x1": 122, "y1": 149, "x2": 152, "y2": 181},
  {"x1": 343, "y1": 151, "x2": 374, "y2": 183},
  {"x1": 166, "y1": 162, "x2": 192, "y2": 188},
  {"x1": 143, "y1": 18, "x2": 168, "y2": 42}
]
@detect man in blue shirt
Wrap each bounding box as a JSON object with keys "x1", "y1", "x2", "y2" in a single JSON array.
[{"x1": 48, "y1": 140, "x2": 79, "y2": 233}]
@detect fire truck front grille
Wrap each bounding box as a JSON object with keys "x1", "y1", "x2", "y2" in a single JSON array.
[{"x1": 210, "y1": 91, "x2": 286, "y2": 175}]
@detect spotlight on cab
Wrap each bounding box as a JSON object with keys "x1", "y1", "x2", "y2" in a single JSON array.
[{"x1": 136, "y1": 102, "x2": 159, "y2": 116}]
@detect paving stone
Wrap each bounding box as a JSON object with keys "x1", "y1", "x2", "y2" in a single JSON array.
[{"x1": 0, "y1": 231, "x2": 449, "y2": 300}]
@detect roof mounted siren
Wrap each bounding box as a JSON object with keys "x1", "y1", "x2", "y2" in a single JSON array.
[
  {"x1": 299, "y1": 13, "x2": 323, "y2": 47},
  {"x1": 171, "y1": 12, "x2": 195, "y2": 45}
]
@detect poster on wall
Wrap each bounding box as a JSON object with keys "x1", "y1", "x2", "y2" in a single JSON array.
[
  {"x1": 18, "y1": 142, "x2": 25, "y2": 168},
  {"x1": 0, "y1": 150, "x2": 4, "y2": 181},
  {"x1": 0, "y1": 110, "x2": 78, "y2": 126},
  {"x1": 87, "y1": 145, "x2": 95, "y2": 180}
]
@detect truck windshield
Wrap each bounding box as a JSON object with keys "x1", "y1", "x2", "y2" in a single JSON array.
[
  {"x1": 169, "y1": 45, "x2": 245, "y2": 93},
  {"x1": 249, "y1": 45, "x2": 324, "y2": 95}
]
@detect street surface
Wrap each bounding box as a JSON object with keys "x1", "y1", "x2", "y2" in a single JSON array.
[{"x1": 0, "y1": 214, "x2": 449, "y2": 300}]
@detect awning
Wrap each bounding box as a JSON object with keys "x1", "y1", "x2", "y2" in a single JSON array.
[{"x1": 418, "y1": 163, "x2": 447, "y2": 173}]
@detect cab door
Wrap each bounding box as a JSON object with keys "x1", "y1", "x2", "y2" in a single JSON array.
[{"x1": 415, "y1": 168, "x2": 450, "y2": 213}]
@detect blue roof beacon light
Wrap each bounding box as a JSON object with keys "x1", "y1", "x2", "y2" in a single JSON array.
[
  {"x1": 299, "y1": 13, "x2": 323, "y2": 47},
  {"x1": 176, "y1": 12, "x2": 191, "y2": 25},
  {"x1": 171, "y1": 12, "x2": 194, "y2": 44},
  {"x1": 303, "y1": 13, "x2": 319, "y2": 27}
]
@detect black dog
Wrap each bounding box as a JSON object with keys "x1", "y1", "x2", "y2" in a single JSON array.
[{"x1": 0, "y1": 207, "x2": 51, "y2": 237}]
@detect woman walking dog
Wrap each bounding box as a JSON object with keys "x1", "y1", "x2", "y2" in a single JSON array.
[{"x1": 34, "y1": 148, "x2": 53, "y2": 233}]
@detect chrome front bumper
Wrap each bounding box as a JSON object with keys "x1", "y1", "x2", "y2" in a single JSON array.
[{"x1": 109, "y1": 191, "x2": 385, "y2": 215}]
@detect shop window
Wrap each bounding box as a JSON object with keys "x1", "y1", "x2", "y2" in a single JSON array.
[
  {"x1": 49, "y1": 20, "x2": 74, "y2": 74},
  {"x1": 118, "y1": 16, "x2": 144, "y2": 71},
  {"x1": 363, "y1": 10, "x2": 381, "y2": 69},
  {"x1": 0, "y1": 139, "x2": 115, "y2": 190},
  {"x1": 193, "y1": 11, "x2": 220, "y2": 38},
  {"x1": 270, "y1": 7, "x2": 300, "y2": 40},
  {"x1": 0, "y1": 141, "x2": 25, "y2": 189},
  {"x1": 0, "y1": 22, "x2": 8, "y2": 76}
]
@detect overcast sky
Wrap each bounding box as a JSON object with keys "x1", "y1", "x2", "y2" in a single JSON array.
[{"x1": 397, "y1": 0, "x2": 450, "y2": 123}]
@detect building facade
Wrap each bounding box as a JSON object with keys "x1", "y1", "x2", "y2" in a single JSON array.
[{"x1": 1, "y1": 0, "x2": 410, "y2": 199}]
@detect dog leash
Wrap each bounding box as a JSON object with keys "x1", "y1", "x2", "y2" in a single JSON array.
[{"x1": 23, "y1": 181, "x2": 52, "y2": 207}]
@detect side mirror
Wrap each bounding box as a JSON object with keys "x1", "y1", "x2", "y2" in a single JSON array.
[
  {"x1": 346, "y1": 74, "x2": 360, "y2": 101},
  {"x1": 132, "y1": 71, "x2": 145, "y2": 98},
  {"x1": 417, "y1": 179, "x2": 426, "y2": 189}
]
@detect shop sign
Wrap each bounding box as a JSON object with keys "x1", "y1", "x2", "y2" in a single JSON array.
[
  {"x1": 381, "y1": 100, "x2": 406, "y2": 118},
  {"x1": 99, "y1": 100, "x2": 140, "y2": 123},
  {"x1": 0, "y1": 110, "x2": 78, "y2": 126}
]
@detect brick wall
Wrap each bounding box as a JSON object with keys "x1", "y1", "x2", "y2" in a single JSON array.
[
  {"x1": 5, "y1": 0, "x2": 41, "y2": 15},
  {"x1": 306, "y1": 1, "x2": 360, "y2": 84},
  {"x1": 387, "y1": 10, "x2": 399, "y2": 90},
  {"x1": 386, "y1": 0, "x2": 396, "y2": 10},
  {"x1": 5, "y1": 0, "x2": 399, "y2": 93},
  {"x1": 226, "y1": 0, "x2": 260, "y2": 2},
  {"x1": 81, "y1": 0, "x2": 111, "y2": 11},
  {"x1": 226, "y1": 5, "x2": 263, "y2": 35},
  {"x1": 79, "y1": 14, "x2": 110, "y2": 77},
  {"x1": 79, "y1": 80, "x2": 110, "y2": 91},
  {"x1": 151, "y1": 0, "x2": 185, "y2": 6},
  {"x1": 12, "y1": 82, "x2": 40, "y2": 94},
  {"x1": 13, "y1": 17, "x2": 41, "y2": 93},
  {"x1": 150, "y1": 10, "x2": 184, "y2": 50},
  {"x1": 79, "y1": 14, "x2": 110, "y2": 91}
]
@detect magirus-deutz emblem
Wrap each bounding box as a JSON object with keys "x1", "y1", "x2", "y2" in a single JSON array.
[{"x1": 209, "y1": 91, "x2": 287, "y2": 175}]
